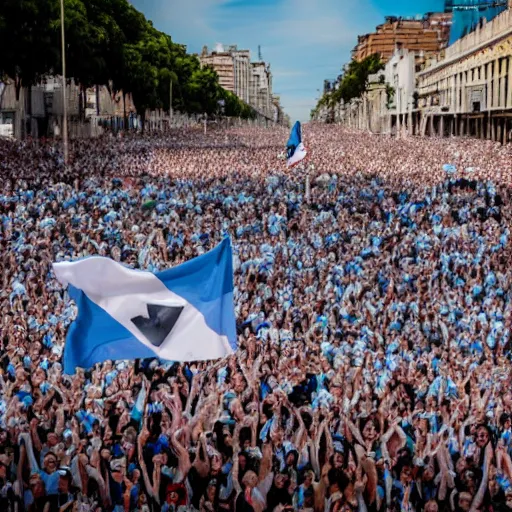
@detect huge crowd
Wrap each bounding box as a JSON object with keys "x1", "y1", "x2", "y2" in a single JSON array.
[{"x1": 1, "y1": 124, "x2": 512, "y2": 512}]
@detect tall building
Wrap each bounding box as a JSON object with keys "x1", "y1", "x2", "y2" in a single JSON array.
[
  {"x1": 250, "y1": 62, "x2": 273, "y2": 117},
  {"x1": 352, "y1": 12, "x2": 452, "y2": 65},
  {"x1": 231, "y1": 47, "x2": 251, "y2": 104},
  {"x1": 200, "y1": 46, "x2": 235, "y2": 93},
  {"x1": 199, "y1": 44, "x2": 277, "y2": 119},
  {"x1": 336, "y1": 3, "x2": 512, "y2": 144},
  {"x1": 200, "y1": 45, "x2": 251, "y2": 104},
  {"x1": 416, "y1": 4, "x2": 512, "y2": 143}
]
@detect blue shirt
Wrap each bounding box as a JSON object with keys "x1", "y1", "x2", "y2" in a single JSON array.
[{"x1": 39, "y1": 470, "x2": 59, "y2": 495}]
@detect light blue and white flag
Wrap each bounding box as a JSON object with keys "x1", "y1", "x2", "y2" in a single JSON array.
[
  {"x1": 286, "y1": 121, "x2": 307, "y2": 168},
  {"x1": 53, "y1": 238, "x2": 237, "y2": 374}
]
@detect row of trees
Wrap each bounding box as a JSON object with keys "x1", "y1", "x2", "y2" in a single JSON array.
[
  {"x1": 0, "y1": 0, "x2": 257, "y2": 123},
  {"x1": 311, "y1": 54, "x2": 384, "y2": 120}
]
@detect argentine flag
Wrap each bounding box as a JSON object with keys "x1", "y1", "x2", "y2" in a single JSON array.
[
  {"x1": 286, "y1": 121, "x2": 307, "y2": 168},
  {"x1": 53, "y1": 238, "x2": 237, "y2": 374}
]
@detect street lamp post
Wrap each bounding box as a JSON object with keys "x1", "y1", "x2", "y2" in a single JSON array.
[{"x1": 60, "y1": 0, "x2": 69, "y2": 166}]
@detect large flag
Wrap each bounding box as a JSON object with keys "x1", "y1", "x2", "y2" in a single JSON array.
[
  {"x1": 53, "y1": 238, "x2": 237, "y2": 374},
  {"x1": 286, "y1": 121, "x2": 307, "y2": 168}
]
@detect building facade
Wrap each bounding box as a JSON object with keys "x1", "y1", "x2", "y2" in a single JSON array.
[
  {"x1": 199, "y1": 47, "x2": 235, "y2": 93},
  {"x1": 231, "y1": 48, "x2": 251, "y2": 104},
  {"x1": 199, "y1": 45, "x2": 276, "y2": 119},
  {"x1": 0, "y1": 77, "x2": 136, "y2": 139},
  {"x1": 417, "y1": 5, "x2": 512, "y2": 143},
  {"x1": 384, "y1": 48, "x2": 417, "y2": 135},
  {"x1": 352, "y1": 13, "x2": 452, "y2": 64},
  {"x1": 329, "y1": 3, "x2": 512, "y2": 144},
  {"x1": 250, "y1": 62, "x2": 273, "y2": 118}
]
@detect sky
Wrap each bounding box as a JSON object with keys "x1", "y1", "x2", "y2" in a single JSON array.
[{"x1": 132, "y1": 0, "x2": 444, "y2": 122}]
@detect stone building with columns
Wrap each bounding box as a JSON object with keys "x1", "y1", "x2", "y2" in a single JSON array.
[
  {"x1": 250, "y1": 62, "x2": 273, "y2": 118},
  {"x1": 231, "y1": 48, "x2": 251, "y2": 104},
  {"x1": 416, "y1": 5, "x2": 512, "y2": 143},
  {"x1": 352, "y1": 13, "x2": 452, "y2": 65}
]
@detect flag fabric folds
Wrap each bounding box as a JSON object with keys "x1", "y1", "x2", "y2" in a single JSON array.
[
  {"x1": 53, "y1": 238, "x2": 237, "y2": 374},
  {"x1": 286, "y1": 121, "x2": 307, "y2": 168}
]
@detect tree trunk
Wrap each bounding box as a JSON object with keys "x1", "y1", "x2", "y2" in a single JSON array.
[
  {"x1": 26, "y1": 86, "x2": 32, "y2": 138},
  {"x1": 80, "y1": 84, "x2": 85, "y2": 122},
  {"x1": 14, "y1": 86, "x2": 21, "y2": 140},
  {"x1": 123, "y1": 92, "x2": 127, "y2": 131}
]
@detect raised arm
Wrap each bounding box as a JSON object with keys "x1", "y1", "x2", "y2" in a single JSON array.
[
  {"x1": 137, "y1": 413, "x2": 159, "y2": 504},
  {"x1": 232, "y1": 423, "x2": 243, "y2": 495},
  {"x1": 259, "y1": 442, "x2": 273, "y2": 483},
  {"x1": 470, "y1": 442, "x2": 492, "y2": 512},
  {"x1": 18, "y1": 432, "x2": 39, "y2": 474},
  {"x1": 168, "y1": 402, "x2": 192, "y2": 480}
]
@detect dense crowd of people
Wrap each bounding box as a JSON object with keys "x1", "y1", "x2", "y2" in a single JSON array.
[{"x1": 1, "y1": 124, "x2": 512, "y2": 512}]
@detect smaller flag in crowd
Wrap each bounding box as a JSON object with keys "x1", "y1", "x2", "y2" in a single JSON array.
[{"x1": 286, "y1": 121, "x2": 308, "y2": 168}]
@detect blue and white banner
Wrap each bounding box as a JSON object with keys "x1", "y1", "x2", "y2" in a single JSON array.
[
  {"x1": 286, "y1": 121, "x2": 307, "y2": 168},
  {"x1": 53, "y1": 238, "x2": 237, "y2": 374}
]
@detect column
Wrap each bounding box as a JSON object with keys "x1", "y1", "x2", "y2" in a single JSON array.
[
  {"x1": 508, "y1": 56, "x2": 512, "y2": 108},
  {"x1": 500, "y1": 60, "x2": 506, "y2": 108},
  {"x1": 451, "y1": 74, "x2": 457, "y2": 113},
  {"x1": 239, "y1": 60, "x2": 242, "y2": 99},
  {"x1": 363, "y1": 96, "x2": 368, "y2": 131},
  {"x1": 460, "y1": 71, "x2": 466, "y2": 112},
  {"x1": 493, "y1": 59, "x2": 499, "y2": 108},
  {"x1": 429, "y1": 115, "x2": 434, "y2": 137},
  {"x1": 491, "y1": 117, "x2": 496, "y2": 140},
  {"x1": 487, "y1": 63, "x2": 493, "y2": 111},
  {"x1": 440, "y1": 115, "x2": 445, "y2": 138},
  {"x1": 245, "y1": 62, "x2": 248, "y2": 103}
]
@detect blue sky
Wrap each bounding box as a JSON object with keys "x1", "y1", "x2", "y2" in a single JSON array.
[{"x1": 132, "y1": 0, "x2": 444, "y2": 121}]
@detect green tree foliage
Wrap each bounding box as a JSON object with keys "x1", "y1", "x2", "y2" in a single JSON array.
[
  {"x1": 0, "y1": 0, "x2": 59, "y2": 99},
  {"x1": 311, "y1": 54, "x2": 384, "y2": 119},
  {"x1": 0, "y1": 0, "x2": 254, "y2": 121}
]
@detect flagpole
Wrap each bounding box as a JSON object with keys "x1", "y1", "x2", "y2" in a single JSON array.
[{"x1": 60, "y1": 0, "x2": 68, "y2": 166}]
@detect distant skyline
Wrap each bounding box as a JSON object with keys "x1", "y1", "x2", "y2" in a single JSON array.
[{"x1": 132, "y1": 0, "x2": 444, "y2": 122}]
